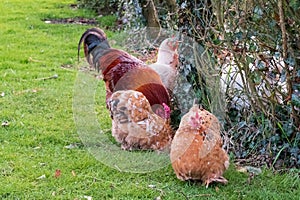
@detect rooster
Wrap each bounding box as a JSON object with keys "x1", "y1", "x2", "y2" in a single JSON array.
[
  {"x1": 149, "y1": 37, "x2": 179, "y2": 91},
  {"x1": 78, "y1": 27, "x2": 174, "y2": 151},
  {"x1": 170, "y1": 101, "x2": 229, "y2": 188}
]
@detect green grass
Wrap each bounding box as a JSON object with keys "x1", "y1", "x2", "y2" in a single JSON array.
[{"x1": 0, "y1": 0, "x2": 299, "y2": 199}]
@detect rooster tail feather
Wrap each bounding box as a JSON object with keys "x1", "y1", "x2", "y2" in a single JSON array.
[{"x1": 78, "y1": 28, "x2": 110, "y2": 65}]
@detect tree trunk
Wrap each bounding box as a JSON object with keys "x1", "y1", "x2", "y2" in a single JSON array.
[
  {"x1": 165, "y1": 0, "x2": 177, "y2": 13},
  {"x1": 140, "y1": 0, "x2": 161, "y2": 28}
]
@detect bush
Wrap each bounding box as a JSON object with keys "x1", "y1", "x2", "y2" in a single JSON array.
[{"x1": 176, "y1": 0, "x2": 300, "y2": 169}]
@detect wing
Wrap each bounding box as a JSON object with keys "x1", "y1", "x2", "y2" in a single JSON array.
[
  {"x1": 198, "y1": 127, "x2": 222, "y2": 158},
  {"x1": 198, "y1": 109, "x2": 222, "y2": 158}
]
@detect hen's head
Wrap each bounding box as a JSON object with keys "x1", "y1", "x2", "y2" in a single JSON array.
[
  {"x1": 160, "y1": 37, "x2": 178, "y2": 51},
  {"x1": 189, "y1": 111, "x2": 203, "y2": 129},
  {"x1": 157, "y1": 37, "x2": 179, "y2": 65},
  {"x1": 188, "y1": 101, "x2": 203, "y2": 129},
  {"x1": 154, "y1": 103, "x2": 171, "y2": 119},
  {"x1": 163, "y1": 103, "x2": 171, "y2": 119}
]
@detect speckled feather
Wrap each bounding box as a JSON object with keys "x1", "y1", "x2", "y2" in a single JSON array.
[
  {"x1": 170, "y1": 104, "x2": 229, "y2": 187},
  {"x1": 109, "y1": 90, "x2": 174, "y2": 151}
]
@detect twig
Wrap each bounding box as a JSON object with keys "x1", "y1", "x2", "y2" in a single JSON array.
[
  {"x1": 35, "y1": 74, "x2": 58, "y2": 81},
  {"x1": 177, "y1": 190, "x2": 188, "y2": 200},
  {"x1": 189, "y1": 194, "x2": 212, "y2": 198},
  {"x1": 278, "y1": 0, "x2": 299, "y2": 130},
  {"x1": 277, "y1": 0, "x2": 291, "y2": 95},
  {"x1": 28, "y1": 57, "x2": 42, "y2": 63}
]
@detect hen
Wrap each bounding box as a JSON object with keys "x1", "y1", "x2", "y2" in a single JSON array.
[
  {"x1": 149, "y1": 37, "x2": 179, "y2": 91},
  {"x1": 78, "y1": 27, "x2": 174, "y2": 151},
  {"x1": 109, "y1": 90, "x2": 173, "y2": 151},
  {"x1": 170, "y1": 102, "x2": 229, "y2": 188}
]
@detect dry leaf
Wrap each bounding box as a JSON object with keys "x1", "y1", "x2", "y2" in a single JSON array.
[
  {"x1": 54, "y1": 169, "x2": 61, "y2": 178},
  {"x1": 36, "y1": 174, "x2": 46, "y2": 179},
  {"x1": 72, "y1": 170, "x2": 76, "y2": 177},
  {"x1": 148, "y1": 184, "x2": 156, "y2": 188},
  {"x1": 1, "y1": 121, "x2": 9, "y2": 127},
  {"x1": 236, "y1": 166, "x2": 248, "y2": 173},
  {"x1": 64, "y1": 144, "x2": 77, "y2": 149},
  {"x1": 83, "y1": 195, "x2": 92, "y2": 200},
  {"x1": 236, "y1": 166, "x2": 262, "y2": 175},
  {"x1": 245, "y1": 166, "x2": 262, "y2": 175}
]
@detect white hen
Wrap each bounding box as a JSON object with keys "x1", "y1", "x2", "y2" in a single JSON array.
[{"x1": 150, "y1": 38, "x2": 179, "y2": 91}]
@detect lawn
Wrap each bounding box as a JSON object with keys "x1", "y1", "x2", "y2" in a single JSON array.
[{"x1": 0, "y1": 0, "x2": 299, "y2": 199}]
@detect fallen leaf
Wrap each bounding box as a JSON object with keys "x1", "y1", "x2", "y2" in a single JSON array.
[
  {"x1": 236, "y1": 166, "x2": 248, "y2": 173},
  {"x1": 1, "y1": 121, "x2": 9, "y2": 127},
  {"x1": 215, "y1": 186, "x2": 219, "y2": 192},
  {"x1": 54, "y1": 169, "x2": 61, "y2": 178},
  {"x1": 83, "y1": 195, "x2": 92, "y2": 200},
  {"x1": 245, "y1": 166, "x2": 262, "y2": 175},
  {"x1": 72, "y1": 170, "x2": 76, "y2": 177},
  {"x1": 148, "y1": 184, "x2": 156, "y2": 188},
  {"x1": 237, "y1": 166, "x2": 262, "y2": 175},
  {"x1": 36, "y1": 174, "x2": 46, "y2": 179},
  {"x1": 64, "y1": 143, "x2": 77, "y2": 149}
]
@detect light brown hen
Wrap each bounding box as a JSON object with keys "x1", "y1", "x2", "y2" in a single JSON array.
[{"x1": 170, "y1": 102, "x2": 229, "y2": 188}]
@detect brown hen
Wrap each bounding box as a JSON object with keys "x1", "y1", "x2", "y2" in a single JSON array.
[
  {"x1": 170, "y1": 102, "x2": 229, "y2": 188},
  {"x1": 109, "y1": 90, "x2": 174, "y2": 151}
]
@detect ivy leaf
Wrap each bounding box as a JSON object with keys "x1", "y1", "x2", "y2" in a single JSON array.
[{"x1": 291, "y1": 94, "x2": 300, "y2": 107}]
